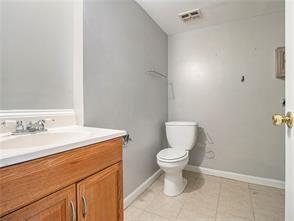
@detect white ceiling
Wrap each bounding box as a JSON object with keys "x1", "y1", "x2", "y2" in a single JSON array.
[{"x1": 135, "y1": 0, "x2": 285, "y2": 35}]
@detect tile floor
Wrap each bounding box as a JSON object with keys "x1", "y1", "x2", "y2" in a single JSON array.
[{"x1": 124, "y1": 171, "x2": 285, "y2": 221}]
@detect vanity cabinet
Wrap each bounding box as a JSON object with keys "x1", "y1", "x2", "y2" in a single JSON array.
[
  {"x1": 0, "y1": 138, "x2": 123, "y2": 221},
  {"x1": 1, "y1": 185, "x2": 76, "y2": 221},
  {"x1": 77, "y1": 163, "x2": 123, "y2": 221}
]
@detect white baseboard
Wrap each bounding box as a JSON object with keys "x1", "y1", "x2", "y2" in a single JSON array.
[
  {"x1": 124, "y1": 169, "x2": 162, "y2": 209},
  {"x1": 185, "y1": 165, "x2": 285, "y2": 189}
]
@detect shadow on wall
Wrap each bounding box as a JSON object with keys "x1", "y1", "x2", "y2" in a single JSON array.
[
  {"x1": 161, "y1": 123, "x2": 168, "y2": 148},
  {"x1": 189, "y1": 126, "x2": 216, "y2": 166}
]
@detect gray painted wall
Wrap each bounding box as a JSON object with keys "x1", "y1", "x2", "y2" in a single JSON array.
[
  {"x1": 0, "y1": 0, "x2": 74, "y2": 110},
  {"x1": 84, "y1": 0, "x2": 168, "y2": 196},
  {"x1": 168, "y1": 12, "x2": 285, "y2": 181}
]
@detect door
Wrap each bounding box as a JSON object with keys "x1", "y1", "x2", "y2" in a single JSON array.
[
  {"x1": 273, "y1": 3, "x2": 294, "y2": 219},
  {"x1": 286, "y1": 2, "x2": 294, "y2": 220},
  {"x1": 1, "y1": 185, "x2": 76, "y2": 221},
  {"x1": 77, "y1": 162, "x2": 123, "y2": 221}
]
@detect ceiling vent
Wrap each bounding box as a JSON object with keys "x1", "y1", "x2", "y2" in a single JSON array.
[{"x1": 178, "y1": 9, "x2": 201, "y2": 23}]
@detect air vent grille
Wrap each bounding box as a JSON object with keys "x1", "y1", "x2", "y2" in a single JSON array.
[{"x1": 179, "y1": 9, "x2": 201, "y2": 23}]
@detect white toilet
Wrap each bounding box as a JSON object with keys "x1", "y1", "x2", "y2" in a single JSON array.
[{"x1": 157, "y1": 121, "x2": 197, "y2": 196}]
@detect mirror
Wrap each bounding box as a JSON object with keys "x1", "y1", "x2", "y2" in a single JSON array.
[{"x1": 0, "y1": 0, "x2": 74, "y2": 110}]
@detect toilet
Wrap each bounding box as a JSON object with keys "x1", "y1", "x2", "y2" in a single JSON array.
[{"x1": 157, "y1": 121, "x2": 197, "y2": 196}]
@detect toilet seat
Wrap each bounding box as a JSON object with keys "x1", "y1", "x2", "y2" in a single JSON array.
[{"x1": 157, "y1": 148, "x2": 188, "y2": 162}]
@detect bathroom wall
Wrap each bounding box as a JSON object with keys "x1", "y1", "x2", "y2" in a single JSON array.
[
  {"x1": 0, "y1": 0, "x2": 74, "y2": 110},
  {"x1": 84, "y1": 0, "x2": 168, "y2": 196},
  {"x1": 168, "y1": 12, "x2": 285, "y2": 181}
]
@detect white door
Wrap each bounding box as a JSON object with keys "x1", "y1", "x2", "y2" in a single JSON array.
[{"x1": 285, "y1": 1, "x2": 294, "y2": 220}]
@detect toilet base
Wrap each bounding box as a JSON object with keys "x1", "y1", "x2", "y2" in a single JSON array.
[{"x1": 163, "y1": 172, "x2": 187, "y2": 196}]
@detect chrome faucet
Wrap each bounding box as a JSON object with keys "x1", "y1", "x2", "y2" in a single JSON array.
[
  {"x1": 1, "y1": 119, "x2": 55, "y2": 135},
  {"x1": 26, "y1": 120, "x2": 47, "y2": 132}
]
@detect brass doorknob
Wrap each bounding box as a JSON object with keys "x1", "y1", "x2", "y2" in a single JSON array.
[{"x1": 272, "y1": 112, "x2": 294, "y2": 128}]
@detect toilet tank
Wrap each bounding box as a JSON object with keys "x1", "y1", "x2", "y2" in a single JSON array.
[{"x1": 165, "y1": 121, "x2": 197, "y2": 151}]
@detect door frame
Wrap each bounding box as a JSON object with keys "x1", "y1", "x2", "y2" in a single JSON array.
[{"x1": 285, "y1": 0, "x2": 294, "y2": 220}]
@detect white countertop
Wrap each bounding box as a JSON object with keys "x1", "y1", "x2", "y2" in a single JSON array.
[{"x1": 0, "y1": 126, "x2": 127, "y2": 168}]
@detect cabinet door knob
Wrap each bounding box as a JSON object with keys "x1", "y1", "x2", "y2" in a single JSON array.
[
  {"x1": 82, "y1": 196, "x2": 88, "y2": 217},
  {"x1": 70, "y1": 201, "x2": 76, "y2": 221}
]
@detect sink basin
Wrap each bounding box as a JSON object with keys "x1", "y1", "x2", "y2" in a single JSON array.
[
  {"x1": 0, "y1": 126, "x2": 127, "y2": 167},
  {"x1": 0, "y1": 131, "x2": 91, "y2": 149}
]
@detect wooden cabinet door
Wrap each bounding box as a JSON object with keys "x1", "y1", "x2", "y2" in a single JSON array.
[
  {"x1": 77, "y1": 162, "x2": 123, "y2": 221},
  {"x1": 1, "y1": 185, "x2": 76, "y2": 221}
]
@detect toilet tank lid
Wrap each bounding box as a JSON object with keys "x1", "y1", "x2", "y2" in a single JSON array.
[{"x1": 165, "y1": 121, "x2": 197, "y2": 126}]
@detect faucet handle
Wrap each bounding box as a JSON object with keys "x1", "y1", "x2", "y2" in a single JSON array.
[
  {"x1": 36, "y1": 118, "x2": 55, "y2": 131},
  {"x1": 36, "y1": 120, "x2": 46, "y2": 131}
]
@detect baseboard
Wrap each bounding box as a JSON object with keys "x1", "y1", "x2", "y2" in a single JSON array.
[
  {"x1": 124, "y1": 169, "x2": 162, "y2": 209},
  {"x1": 185, "y1": 165, "x2": 285, "y2": 189}
]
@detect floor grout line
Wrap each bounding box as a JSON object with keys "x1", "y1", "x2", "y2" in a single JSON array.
[
  {"x1": 175, "y1": 201, "x2": 184, "y2": 219},
  {"x1": 248, "y1": 184, "x2": 256, "y2": 221},
  {"x1": 174, "y1": 172, "x2": 200, "y2": 219},
  {"x1": 214, "y1": 177, "x2": 223, "y2": 221}
]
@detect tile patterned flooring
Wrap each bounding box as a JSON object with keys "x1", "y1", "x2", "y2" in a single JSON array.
[{"x1": 124, "y1": 171, "x2": 285, "y2": 221}]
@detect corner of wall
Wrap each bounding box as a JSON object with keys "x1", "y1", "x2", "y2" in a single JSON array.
[{"x1": 73, "y1": 0, "x2": 84, "y2": 126}]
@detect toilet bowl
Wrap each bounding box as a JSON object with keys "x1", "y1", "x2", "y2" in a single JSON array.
[{"x1": 157, "y1": 121, "x2": 197, "y2": 196}]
